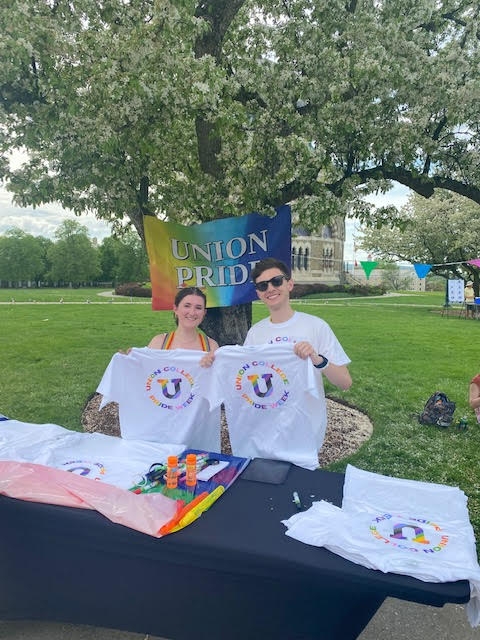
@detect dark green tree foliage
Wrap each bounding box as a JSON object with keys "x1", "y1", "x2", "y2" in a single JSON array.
[
  {"x1": 98, "y1": 237, "x2": 118, "y2": 283},
  {"x1": 0, "y1": 224, "x2": 150, "y2": 286},
  {"x1": 0, "y1": 228, "x2": 47, "y2": 283},
  {"x1": 47, "y1": 220, "x2": 101, "y2": 285},
  {"x1": 110, "y1": 229, "x2": 150, "y2": 284},
  {"x1": 98, "y1": 231, "x2": 149, "y2": 284}
]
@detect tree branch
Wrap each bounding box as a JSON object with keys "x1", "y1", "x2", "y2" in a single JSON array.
[
  {"x1": 193, "y1": 1, "x2": 246, "y2": 182},
  {"x1": 272, "y1": 164, "x2": 480, "y2": 209},
  {"x1": 194, "y1": 0, "x2": 246, "y2": 59},
  {"x1": 348, "y1": 165, "x2": 480, "y2": 205},
  {"x1": 423, "y1": 111, "x2": 448, "y2": 174}
]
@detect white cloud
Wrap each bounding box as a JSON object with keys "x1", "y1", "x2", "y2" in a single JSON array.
[
  {"x1": 344, "y1": 183, "x2": 410, "y2": 261},
  {"x1": 0, "y1": 192, "x2": 111, "y2": 241},
  {"x1": 1, "y1": 149, "x2": 111, "y2": 241},
  {"x1": 364, "y1": 182, "x2": 411, "y2": 210}
]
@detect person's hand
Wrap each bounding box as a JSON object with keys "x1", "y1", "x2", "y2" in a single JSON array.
[
  {"x1": 293, "y1": 341, "x2": 316, "y2": 360},
  {"x1": 294, "y1": 341, "x2": 326, "y2": 368},
  {"x1": 200, "y1": 352, "x2": 216, "y2": 368}
]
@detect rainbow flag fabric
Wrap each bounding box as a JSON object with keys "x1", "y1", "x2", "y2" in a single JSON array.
[{"x1": 144, "y1": 206, "x2": 291, "y2": 310}]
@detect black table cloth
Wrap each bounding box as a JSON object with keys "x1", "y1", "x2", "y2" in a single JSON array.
[{"x1": 0, "y1": 464, "x2": 470, "y2": 640}]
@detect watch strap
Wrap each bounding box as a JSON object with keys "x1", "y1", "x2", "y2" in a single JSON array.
[{"x1": 313, "y1": 355, "x2": 328, "y2": 370}]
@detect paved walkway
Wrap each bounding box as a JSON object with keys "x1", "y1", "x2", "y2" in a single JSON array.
[{"x1": 1, "y1": 599, "x2": 479, "y2": 639}]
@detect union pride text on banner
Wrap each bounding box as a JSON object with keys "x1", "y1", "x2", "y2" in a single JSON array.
[{"x1": 144, "y1": 206, "x2": 291, "y2": 310}]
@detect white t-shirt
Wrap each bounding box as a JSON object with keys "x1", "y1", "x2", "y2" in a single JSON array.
[
  {"x1": 283, "y1": 465, "x2": 480, "y2": 627},
  {"x1": 97, "y1": 347, "x2": 220, "y2": 452},
  {"x1": 244, "y1": 310, "x2": 350, "y2": 440},
  {"x1": 0, "y1": 418, "x2": 185, "y2": 490},
  {"x1": 201, "y1": 344, "x2": 321, "y2": 469}
]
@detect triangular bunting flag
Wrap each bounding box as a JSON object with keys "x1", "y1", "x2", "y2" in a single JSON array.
[
  {"x1": 467, "y1": 259, "x2": 480, "y2": 268},
  {"x1": 413, "y1": 263, "x2": 432, "y2": 279},
  {"x1": 360, "y1": 261, "x2": 378, "y2": 280}
]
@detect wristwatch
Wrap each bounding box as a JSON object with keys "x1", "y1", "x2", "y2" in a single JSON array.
[{"x1": 313, "y1": 355, "x2": 329, "y2": 369}]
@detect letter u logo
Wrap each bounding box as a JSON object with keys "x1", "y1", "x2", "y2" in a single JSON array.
[
  {"x1": 68, "y1": 466, "x2": 91, "y2": 476},
  {"x1": 247, "y1": 373, "x2": 273, "y2": 398},
  {"x1": 390, "y1": 524, "x2": 430, "y2": 545},
  {"x1": 157, "y1": 378, "x2": 182, "y2": 399}
]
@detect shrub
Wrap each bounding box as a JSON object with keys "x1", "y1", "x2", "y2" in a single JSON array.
[
  {"x1": 291, "y1": 283, "x2": 386, "y2": 298},
  {"x1": 114, "y1": 282, "x2": 152, "y2": 297},
  {"x1": 114, "y1": 281, "x2": 386, "y2": 300}
]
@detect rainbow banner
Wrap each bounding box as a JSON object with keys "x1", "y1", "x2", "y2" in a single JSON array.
[{"x1": 144, "y1": 206, "x2": 291, "y2": 310}]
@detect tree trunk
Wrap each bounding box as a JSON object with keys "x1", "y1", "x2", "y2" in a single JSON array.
[
  {"x1": 192, "y1": 0, "x2": 252, "y2": 348},
  {"x1": 201, "y1": 302, "x2": 252, "y2": 346},
  {"x1": 134, "y1": 1, "x2": 253, "y2": 347}
]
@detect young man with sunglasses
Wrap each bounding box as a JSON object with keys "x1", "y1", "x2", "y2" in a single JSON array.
[{"x1": 244, "y1": 257, "x2": 352, "y2": 448}]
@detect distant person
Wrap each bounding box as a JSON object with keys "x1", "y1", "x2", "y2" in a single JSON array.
[
  {"x1": 464, "y1": 281, "x2": 475, "y2": 318},
  {"x1": 469, "y1": 373, "x2": 480, "y2": 424}
]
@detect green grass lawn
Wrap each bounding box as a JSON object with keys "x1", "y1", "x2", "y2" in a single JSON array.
[
  {"x1": 1, "y1": 288, "x2": 479, "y2": 551},
  {"x1": 0, "y1": 287, "x2": 123, "y2": 303}
]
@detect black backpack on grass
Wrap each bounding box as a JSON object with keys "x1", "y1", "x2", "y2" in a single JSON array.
[{"x1": 418, "y1": 391, "x2": 456, "y2": 427}]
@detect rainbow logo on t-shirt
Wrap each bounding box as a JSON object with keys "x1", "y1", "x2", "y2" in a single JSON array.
[
  {"x1": 145, "y1": 366, "x2": 196, "y2": 410},
  {"x1": 235, "y1": 359, "x2": 290, "y2": 410},
  {"x1": 61, "y1": 460, "x2": 107, "y2": 481},
  {"x1": 370, "y1": 513, "x2": 449, "y2": 554}
]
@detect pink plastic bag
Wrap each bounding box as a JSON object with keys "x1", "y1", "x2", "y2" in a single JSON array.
[{"x1": 0, "y1": 461, "x2": 179, "y2": 537}]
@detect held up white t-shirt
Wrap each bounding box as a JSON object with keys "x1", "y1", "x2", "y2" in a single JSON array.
[
  {"x1": 244, "y1": 311, "x2": 350, "y2": 441},
  {"x1": 201, "y1": 344, "x2": 321, "y2": 469},
  {"x1": 97, "y1": 347, "x2": 220, "y2": 452}
]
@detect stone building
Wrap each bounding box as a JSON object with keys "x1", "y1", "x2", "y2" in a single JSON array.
[{"x1": 291, "y1": 218, "x2": 346, "y2": 285}]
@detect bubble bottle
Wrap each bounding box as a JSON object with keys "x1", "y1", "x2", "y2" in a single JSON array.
[
  {"x1": 166, "y1": 455, "x2": 179, "y2": 490},
  {"x1": 185, "y1": 453, "x2": 197, "y2": 500}
]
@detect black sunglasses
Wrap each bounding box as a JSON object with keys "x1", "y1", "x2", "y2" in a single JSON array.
[{"x1": 254, "y1": 274, "x2": 288, "y2": 292}]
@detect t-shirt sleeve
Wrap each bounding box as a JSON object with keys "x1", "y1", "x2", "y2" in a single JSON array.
[
  {"x1": 96, "y1": 353, "x2": 126, "y2": 409},
  {"x1": 243, "y1": 321, "x2": 269, "y2": 346},
  {"x1": 314, "y1": 321, "x2": 350, "y2": 366},
  {"x1": 197, "y1": 346, "x2": 231, "y2": 410},
  {"x1": 243, "y1": 327, "x2": 254, "y2": 346}
]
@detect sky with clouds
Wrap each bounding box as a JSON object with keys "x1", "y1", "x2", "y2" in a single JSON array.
[
  {"x1": 0, "y1": 175, "x2": 410, "y2": 261},
  {"x1": 0, "y1": 150, "x2": 112, "y2": 243},
  {"x1": 346, "y1": 182, "x2": 410, "y2": 261}
]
